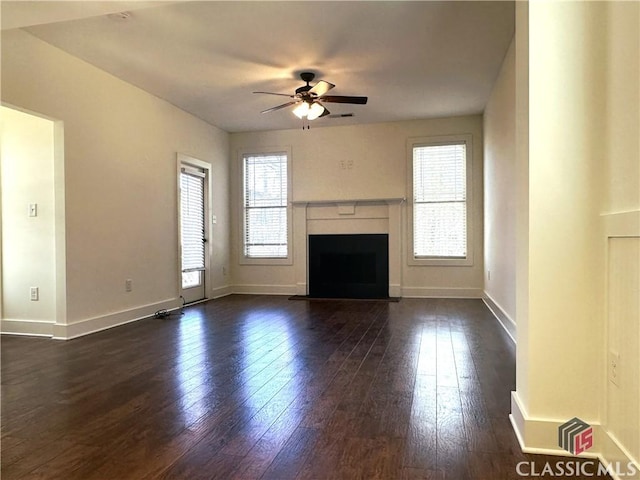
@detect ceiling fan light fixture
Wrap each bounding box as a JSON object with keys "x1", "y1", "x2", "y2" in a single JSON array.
[
  {"x1": 255, "y1": 72, "x2": 367, "y2": 124},
  {"x1": 306, "y1": 102, "x2": 325, "y2": 120},
  {"x1": 293, "y1": 102, "x2": 310, "y2": 119}
]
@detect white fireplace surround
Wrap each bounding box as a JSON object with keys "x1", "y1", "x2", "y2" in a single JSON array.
[{"x1": 292, "y1": 198, "x2": 405, "y2": 297}]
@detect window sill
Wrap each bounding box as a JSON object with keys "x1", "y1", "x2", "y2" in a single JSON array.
[
  {"x1": 239, "y1": 256, "x2": 293, "y2": 266},
  {"x1": 408, "y1": 256, "x2": 474, "y2": 267}
]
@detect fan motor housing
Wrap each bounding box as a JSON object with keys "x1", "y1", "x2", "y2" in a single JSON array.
[
  {"x1": 296, "y1": 72, "x2": 316, "y2": 96},
  {"x1": 254, "y1": 71, "x2": 367, "y2": 116},
  {"x1": 295, "y1": 85, "x2": 312, "y2": 95},
  {"x1": 299, "y1": 72, "x2": 315, "y2": 83}
]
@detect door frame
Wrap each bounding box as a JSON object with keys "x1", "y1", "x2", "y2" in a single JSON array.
[
  {"x1": 0, "y1": 104, "x2": 66, "y2": 337},
  {"x1": 176, "y1": 153, "x2": 212, "y2": 304}
]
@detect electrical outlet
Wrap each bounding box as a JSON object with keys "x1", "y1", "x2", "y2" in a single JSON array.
[
  {"x1": 608, "y1": 351, "x2": 620, "y2": 386},
  {"x1": 30, "y1": 287, "x2": 39, "y2": 301},
  {"x1": 125, "y1": 279, "x2": 133, "y2": 292}
]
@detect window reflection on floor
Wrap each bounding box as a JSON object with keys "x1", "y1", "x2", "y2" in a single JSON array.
[
  {"x1": 176, "y1": 311, "x2": 211, "y2": 426},
  {"x1": 174, "y1": 307, "x2": 304, "y2": 431},
  {"x1": 238, "y1": 310, "x2": 303, "y2": 429}
]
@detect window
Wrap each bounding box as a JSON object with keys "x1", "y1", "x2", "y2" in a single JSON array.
[
  {"x1": 408, "y1": 135, "x2": 472, "y2": 265},
  {"x1": 180, "y1": 166, "x2": 206, "y2": 290},
  {"x1": 242, "y1": 152, "x2": 289, "y2": 260}
]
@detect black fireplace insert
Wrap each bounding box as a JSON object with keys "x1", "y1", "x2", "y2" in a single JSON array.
[{"x1": 308, "y1": 234, "x2": 389, "y2": 299}]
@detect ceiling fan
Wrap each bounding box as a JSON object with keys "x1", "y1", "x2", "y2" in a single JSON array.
[{"x1": 253, "y1": 72, "x2": 368, "y2": 121}]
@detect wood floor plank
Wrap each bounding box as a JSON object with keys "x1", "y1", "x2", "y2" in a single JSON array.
[
  {"x1": 227, "y1": 408, "x2": 304, "y2": 480},
  {"x1": 295, "y1": 432, "x2": 351, "y2": 480},
  {"x1": 18, "y1": 442, "x2": 103, "y2": 480},
  {"x1": 403, "y1": 374, "x2": 437, "y2": 470},
  {"x1": 401, "y1": 467, "x2": 445, "y2": 479},
  {"x1": 259, "y1": 426, "x2": 320, "y2": 479},
  {"x1": 0, "y1": 438, "x2": 78, "y2": 479},
  {"x1": 0, "y1": 296, "x2": 612, "y2": 480},
  {"x1": 436, "y1": 385, "x2": 470, "y2": 480}
]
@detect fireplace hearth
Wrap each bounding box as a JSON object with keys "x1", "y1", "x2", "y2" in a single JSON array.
[{"x1": 308, "y1": 234, "x2": 389, "y2": 299}]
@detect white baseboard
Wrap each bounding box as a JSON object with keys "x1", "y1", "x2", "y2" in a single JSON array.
[
  {"x1": 231, "y1": 284, "x2": 297, "y2": 296},
  {"x1": 4, "y1": 284, "x2": 255, "y2": 341},
  {"x1": 291, "y1": 283, "x2": 402, "y2": 298},
  {"x1": 210, "y1": 285, "x2": 233, "y2": 299},
  {"x1": 230, "y1": 284, "x2": 476, "y2": 299},
  {"x1": 482, "y1": 292, "x2": 516, "y2": 342},
  {"x1": 296, "y1": 282, "x2": 307, "y2": 296},
  {"x1": 401, "y1": 286, "x2": 483, "y2": 298},
  {"x1": 510, "y1": 392, "x2": 601, "y2": 458},
  {"x1": 600, "y1": 430, "x2": 640, "y2": 480},
  {"x1": 52, "y1": 297, "x2": 180, "y2": 340},
  {"x1": 510, "y1": 391, "x2": 640, "y2": 480},
  {"x1": 1, "y1": 318, "x2": 55, "y2": 337}
]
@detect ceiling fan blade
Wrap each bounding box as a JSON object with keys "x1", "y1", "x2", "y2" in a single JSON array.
[
  {"x1": 260, "y1": 101, "x2": 299, "y2": 114},
  {"x1": 309, "y1": 80, "x2": 335, "y2": 98},
  {"x1": 253, "y1": 91, "x2": 296, "y2": 98},
  {"x1": 319, "y1": 106, "x2": 331, "y2": 118},
  {"x1": 320, "y1": 95, "x2": 368, "y2": 105}
]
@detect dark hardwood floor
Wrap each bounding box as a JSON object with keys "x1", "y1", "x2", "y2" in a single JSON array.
[{"x1": 1, "y1": 296, "x2": 610, "y2": 479}]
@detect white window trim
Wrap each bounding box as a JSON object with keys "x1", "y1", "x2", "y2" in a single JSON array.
[
  {"x1": 238, "y1": 146, "x2": 293, "y2": 266},
  {"x1": 406, "y1": 134, "x2": 474, "y2": 267},
  {"x1": 176, "y1": 153, "x2": 212, "y2": 297}
]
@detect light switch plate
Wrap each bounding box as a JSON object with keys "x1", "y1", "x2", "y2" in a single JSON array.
[{"x1": 608, "y1": 351, "x2": 620, "y2": 386}]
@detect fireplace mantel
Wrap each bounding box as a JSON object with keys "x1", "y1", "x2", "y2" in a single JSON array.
[
  {"x1": 292, "y1": 198, "x2": 403, "y2": 297},
  {"x1": 292, "y1": 197, "x2": 405, "y2": 206}
]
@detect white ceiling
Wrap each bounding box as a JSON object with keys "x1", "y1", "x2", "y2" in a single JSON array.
[{"x1": 2, "y1": 1, "x2": 514, "y2": 133}]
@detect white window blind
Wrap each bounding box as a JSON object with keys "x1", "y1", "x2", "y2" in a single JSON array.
[
  {"x1": 243, "y1": 153, "x2": 288, "y2": 258},
  {"x1": 180, "y1": 169, "x2": 206, "y2": 272},
  {"x1": 413, "y1": 143, "x2": 467, "y2": 258}
]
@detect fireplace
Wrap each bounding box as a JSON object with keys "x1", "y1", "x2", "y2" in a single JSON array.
[{"x1": 308, "y1": 234, "x2": 389, "y2": 299}]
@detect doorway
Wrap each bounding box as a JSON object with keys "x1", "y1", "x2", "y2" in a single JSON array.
[
  {"x1": 1, "y1": 105, "x2": 65, "y2": 337},
  {"x1": 178, "y1": 155, "x2": 210, "y2": 304}
]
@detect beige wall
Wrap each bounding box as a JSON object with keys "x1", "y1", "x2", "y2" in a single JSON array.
[
  {"x1": 605, "y1": 2, "x2": 640, "y2": 215},
  {"x1": 603, "y1": 0, "x2": 640, "y2": 467},
  {"x1": 514, "y1": 0, "x2": 605, "y2": 435},
  {"x1": 483, "y1": 38, "x2": 516, "y2": 331},
  {"x1": 230, "y1": 116, "x2": 484, "y2": 297},
  {"x1": 1, "y1": 106, "x2": 56, "y2": 334},
  {"x1": 1, "y1": 29, "x2": 230, "y2": 338},
  {"x1": 513, "y1": 1, "x2": 640, "y2": 469},
  {"x1": 528, "y1": 0, "x2": 605, "y2": 417}
]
